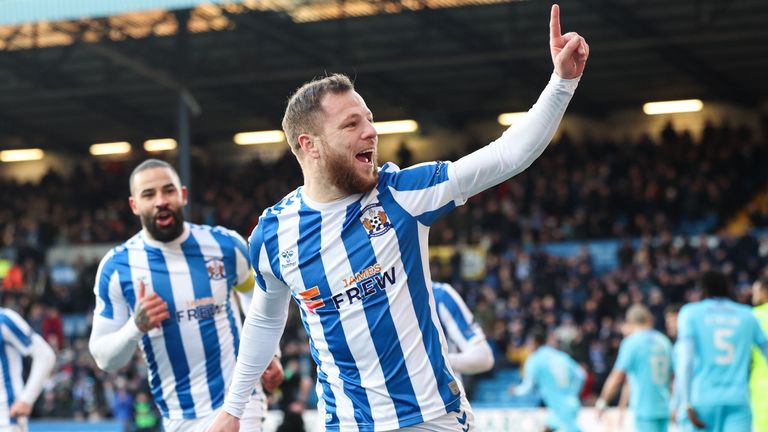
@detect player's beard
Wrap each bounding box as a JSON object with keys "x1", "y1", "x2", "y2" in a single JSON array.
[
  {"x1": 141, "y1": 206, "x2": 185, "y2": 242},
  {"x1": 324, "y1": 147, "x2": 378, "y2": 195}
]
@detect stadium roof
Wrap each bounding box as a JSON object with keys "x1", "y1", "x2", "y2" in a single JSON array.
[
  {"x1": 0, "y1": 0, "x2": 766, "y2": 154},
  {"x1": 0, "y1": 0, "x2": 245, "y2": 26}
]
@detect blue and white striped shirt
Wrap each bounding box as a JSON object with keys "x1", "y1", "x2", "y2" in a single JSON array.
[
  {"x1": 0, "y1": 308, "x2": 34, "y2": 427},
  {"x1": 93, "y1": 223, "x2": 251, "y2": 420},
  {"x1": 432, "y1": 282, "x2": 484, "y2": 353},
  {"x1": 250, "y1": 161, "x2": 467, "y2": 431}
]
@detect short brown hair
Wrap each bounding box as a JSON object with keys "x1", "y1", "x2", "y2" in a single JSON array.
[{"x1": 281, "y1": 74, "x2": 354, "y2": 155}]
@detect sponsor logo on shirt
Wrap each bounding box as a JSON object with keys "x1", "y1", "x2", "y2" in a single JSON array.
[
  {"x1": 297, "y1": 264, "x2": 397, "y2": 312},
  {"x1": 280, "y1": 249, "x2": 297, "y2": 268},
  {"x1": 297, "y1": 286, "x2": 325, "y2": 313},
  {"x1": 332, "y1": 265, "x2": 396, "y2": 310},
  {"x1": 360, "y1": 203, "x2": 393, "y2": 238},
  {"x1": 175, "y1": 297, "x2": 227, "y2": 322}
]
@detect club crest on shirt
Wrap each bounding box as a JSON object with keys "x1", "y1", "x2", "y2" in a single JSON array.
[
  {"x1": 280, "y1": 249, "x2": 297, "y2": 268},
  {"x1": 360, "y1": 203, "x2": 393, "y2": 238},
  {"x1": 205, "y1": 258, "x2": 226, "y2": 280}
]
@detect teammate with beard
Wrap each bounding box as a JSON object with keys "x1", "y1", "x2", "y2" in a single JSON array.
[
  {"x1": 209, "y1": 5, "x2": 588, "y2": 432},
  {"x1": 88, "y1": 159, "x2": 283, "y2": 432}
]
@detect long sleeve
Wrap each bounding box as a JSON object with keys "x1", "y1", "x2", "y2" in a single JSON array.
[
  {"x1": 88, "y1": 315, "x2": 143, "y2": 371},
  {"x1": 448, "y1": 339, "x2": 494, "y2": 375},
  {"x1": 17, "y1": 334, "x2": 55, "y2": 404},
  {"x1": 451, "y1": 72, "x2": 580, "y2": 200},
  {"x1": 514, "y1": 359, "x2": 537, "y2": 396},
  {"x1": 222, "y1": 278, "x2": 292, "y2": 418},
  {"x1": 677, "y1": 338, "x2": 694, "y2": 407}
]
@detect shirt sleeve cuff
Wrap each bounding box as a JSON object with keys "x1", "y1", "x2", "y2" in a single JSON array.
[{"x1": 550, "y1": 72, "x2": 581, "y2": 94}]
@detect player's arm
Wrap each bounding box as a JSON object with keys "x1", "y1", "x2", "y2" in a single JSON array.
[
  {"x1": 511, "y1": 359, "x2": 537, "y2": 396},
  {"x1": 676, "y1": 308, "x2": 706, "y2": 428},
  {"x1": 12, "y1": 334, "x2": 55, "y2": 416},
  {"x1": 596, "y1": 370, "x2": 626, "y2": 410},
  {"x1": 438, "y1": 284, "x2": 494, "y2": 374},
  {"x1": 214, "y1": 273, "x2": 292, "y2": 428},
  {"x1": 597, "y1": 339, "x2": 630, "y2": 414},
  {"x1": 449, "y1": 338, "x2": 494, "y2": 375},
  {"x1": 230, "y1": 229, "x2": 256, "y2": 312},
  {"x1": 384, "y1": 6, "x2": 587, "y2": 226},
  {"x1": 2, "y1": 311, "x2": 56, "y2": 417},
  {"x1": 89, "y1": 253, "x2": 169, "y2": 371},
  {"x1": 450, "y1": 5, "x2": 587, "y2": 201}
]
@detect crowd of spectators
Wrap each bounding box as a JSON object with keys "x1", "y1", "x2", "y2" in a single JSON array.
[{"x1": 0, "y1": 118, "x2": 767, "y2": 426}]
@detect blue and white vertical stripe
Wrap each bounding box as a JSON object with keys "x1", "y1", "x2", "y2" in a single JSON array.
[
  {"x1": 432, "y1": 282, "x2": 483, "y2": 350},
  {"x1": 0, "y1": 308, "x2": 34, "y2": 427},
  {"x1": 250, "y1": 161, "x2": 467, "y2": 431},
  {"x1": 93, "y1": 223, "x2": 251, "y2": 420}
]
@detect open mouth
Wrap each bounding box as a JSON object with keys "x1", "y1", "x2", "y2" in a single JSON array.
[
  {"x1": 355, "y1": 149, "x2": 374, "y2": 165},
  {"x1": 155, "y1": 210, "x2": 175, "y2": 228}
]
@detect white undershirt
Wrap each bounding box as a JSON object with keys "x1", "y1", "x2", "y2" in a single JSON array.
[{"x1": 223, "y1": 71, "x2": 580, "y2": 418}]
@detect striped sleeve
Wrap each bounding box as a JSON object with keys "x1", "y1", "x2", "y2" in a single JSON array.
[
  {"x1": 227, "y1": 228, "x2": 254, "y2": 289},
  {"x1": 1, "y1": 309, "x2": 34, "y2": 355},
  {"x1": 380, "y1": 161, "x2": 464, "y2": 226},
  {"x1": 249, "y1": 221, "x2": 288, "y2": 293},
  {"x1": 435, "y1": 283, "x2": 483, "y2": 350},
  {"x1": 93, "y1": 248, "x2": 130, "y2": 323}
]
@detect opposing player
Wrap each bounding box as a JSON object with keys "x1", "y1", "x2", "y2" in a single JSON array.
[
  {"x1": 432, "y1": 281, "x2": 494, "y2": 379},
  {"x1": 664, "y1": 304, "x2": 690, "y2": 430},
  {"x1": 209, "y1": 4, "x2": 588, "y2": 431},
  {"x1": 512, "y1": 328, "x2": 585, "y2": 432},
  {"x1": 88, "y1": 159, "x2": 282, "y2": 432},
  {"x1": 678, "y1": 270, "x2": 768, "y2": 431},
  {"x1": 751, "y1": 276, "x2": 768, "y2": 432},
  {"x1": 596, "y1": 304, "x2": 672, "y2": 432},
  {"x1": 0, "y1": 307, "x2": 56, "y2": 431}
]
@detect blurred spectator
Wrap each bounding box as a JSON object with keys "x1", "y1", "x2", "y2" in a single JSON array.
[
  {"x1": 134, "y1": 392, "x2": 158, "y2": 432},
  {"x1": 41, "y1": 306, "x2": 64, "y2": 350},
  {"x1": 0, "y1": 118, "x2": 767, "y2": 419}
]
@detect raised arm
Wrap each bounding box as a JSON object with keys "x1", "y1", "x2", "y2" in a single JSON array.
[{"x1": 451, "y1": 4, "x2": 588, "y2": 200}]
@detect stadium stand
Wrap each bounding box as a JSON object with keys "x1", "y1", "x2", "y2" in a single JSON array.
[{"x1": 2, "y1": 121, "x2": 768, "y2": 429}]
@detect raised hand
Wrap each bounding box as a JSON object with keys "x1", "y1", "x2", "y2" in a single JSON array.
[
  {"x1": 549, "y1": 4, "x2": 589, "y2": 79},
  {"x1": 134, "y1": 280, "x2": 170, "y2": 333}
]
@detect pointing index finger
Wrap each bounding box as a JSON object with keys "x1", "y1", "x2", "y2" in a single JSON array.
[
  {"x1": 137, "y1": 279, "x2": 145, "y2": 299},
  {"x1": 550, "y1": 4, "x2": 561, "y2": 40}
]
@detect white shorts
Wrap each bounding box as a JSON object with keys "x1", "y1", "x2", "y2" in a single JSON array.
[
  {"x1": 399, "y1": 396, "x2": 474, "y2": 432},
  {"x1": 163, "y1": 390, "x2": 266, "y2": 432}
]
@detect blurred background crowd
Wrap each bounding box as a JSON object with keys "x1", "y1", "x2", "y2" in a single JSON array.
[{"x1": 2, "y1": 119, "x2": 768, "y2": 429}]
